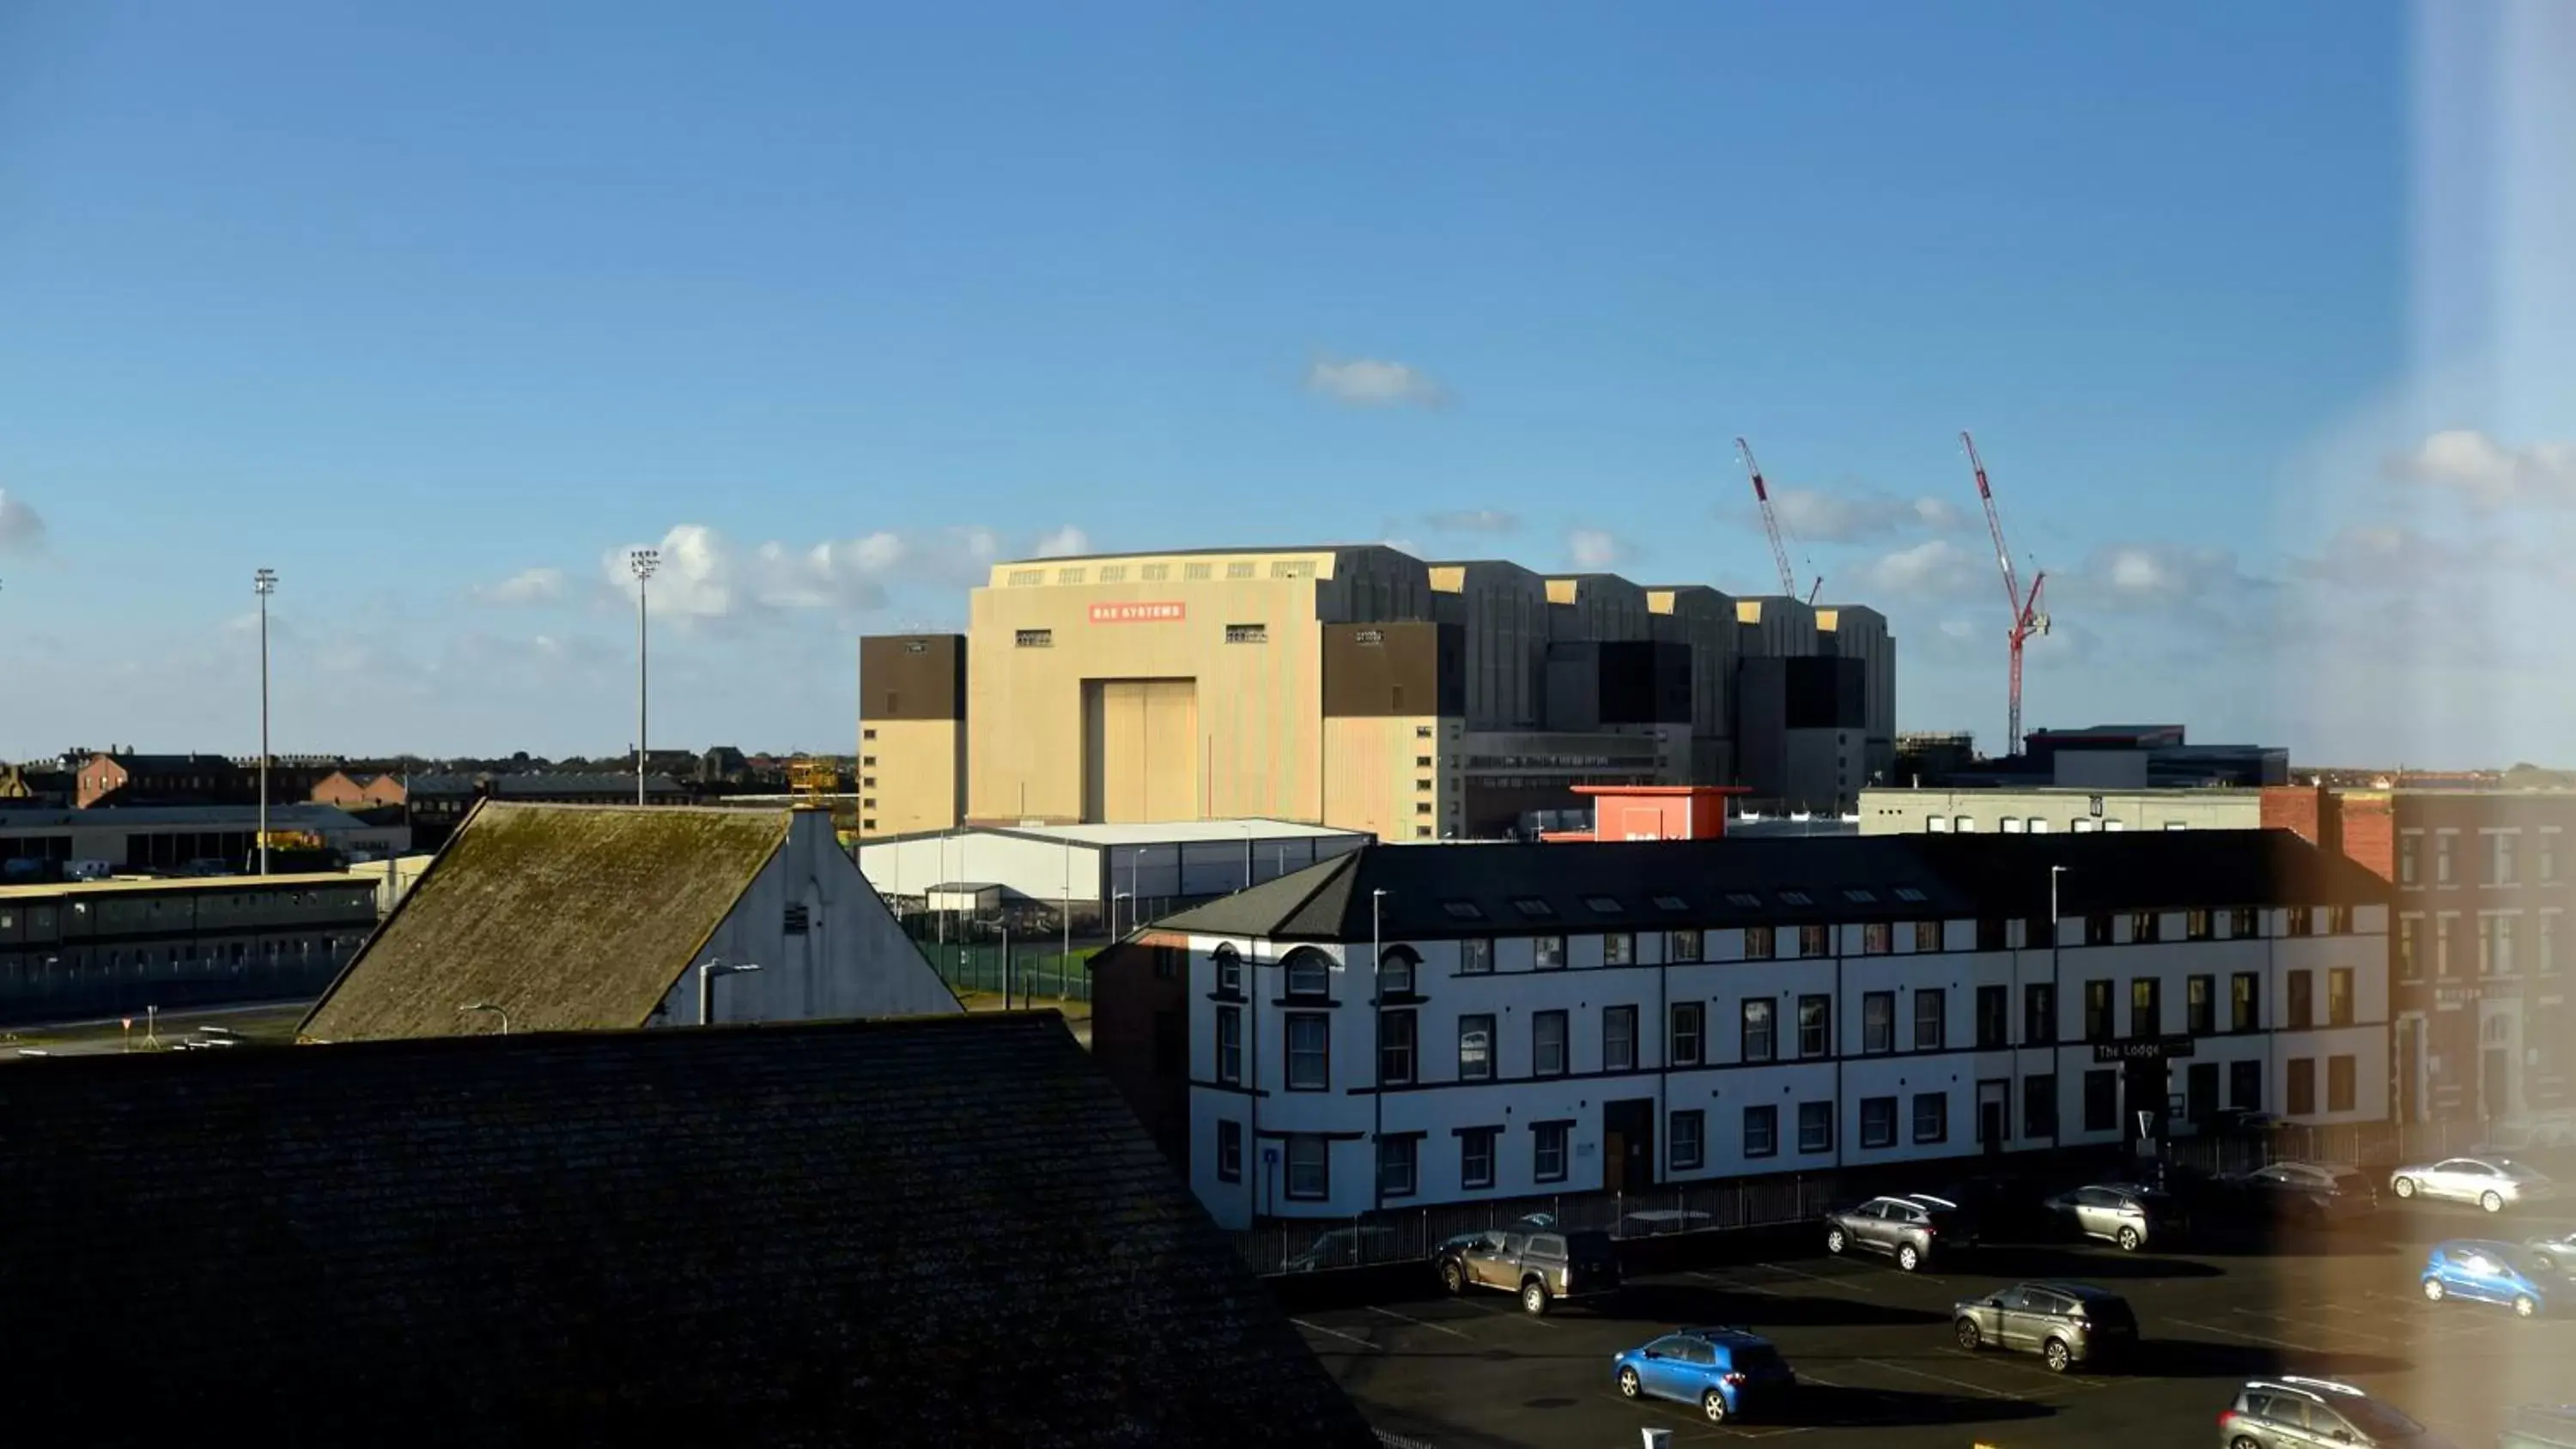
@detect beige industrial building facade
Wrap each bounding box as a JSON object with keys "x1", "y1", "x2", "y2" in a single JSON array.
[{"x1": 860, "y1": 544, "x2": 1897, "y2": 842}]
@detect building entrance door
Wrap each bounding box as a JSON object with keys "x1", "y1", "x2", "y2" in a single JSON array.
[{"x1": 1601, "y1": 1098, "x2": 1655, "y2": 1192}]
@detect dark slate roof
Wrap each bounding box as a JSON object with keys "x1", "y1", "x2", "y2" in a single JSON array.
[
  {"x1": 100, "y1": 752, "x2": 239, "y2": 770},
  {"x1": 406, "y1": 772, "x2": 689, "y2": 798},
  {"x1": 0, "y1": 803, "x2": 374, "y2": 829},
  {"x1": 1153, "y1": 830, "x2": 2387, "y2": 942},
  {"x1": 301, "y1": 802, "x2": 787, "y2": 1041},
  {"x1": 0, "y1": 1015, "x2": 1376, "y2": 1448}
]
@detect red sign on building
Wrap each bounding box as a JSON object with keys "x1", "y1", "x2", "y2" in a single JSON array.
[{"x1": 1088, "y1": 602, "x2": 1187, "y2": 624}]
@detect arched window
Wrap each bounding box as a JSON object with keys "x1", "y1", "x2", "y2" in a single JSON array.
[
  {"x1": 1284, "y1": 947, "x2": 1334, "y2": 999},
  {"x1": 1377, "y1": 944, "x2": 1421, "y2": 997},
  {"x1": 1211, "y1": 943, "x2": 1243, "y2": 995}
]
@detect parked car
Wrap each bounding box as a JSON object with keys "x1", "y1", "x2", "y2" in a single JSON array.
[
  {"x1": 1280, "y1": 1225, "x2": 1399, "y2": 1273},
  {"x1": 1435, "y1": 1228, "x2": 1620, "y2": 1315},
  {"x1": 2218, "y1": 1161, "x2": 2380, "y2": 1226},
  {"x1": 2420, "y1": 1240, "x2": 2555, "y2": 1319},
  {"x1": 2524, "y1": 1228, "x2": 2576, "y2": 1273},
  {"x1": 2217, "y1": 1375, "x2": 2454, "y2": 1449},
  {"x1": 1951, "y1": 1281, "x2": 2137, "y2": 1373},
  {"x1": 1822, "y1": 1193, "x2": 1977, "y2": 1271},
  {"x1": 2042, "y1": 1183, "x2": 2186, "y2": 1252},
  {"x1": 1611, "y1": 1326, "x2": 1797, "y2": 1426},
  {"x1": 2390, "y1": 1157, "x2": 2555, "y2": 1213},
  {"x1": 1618, "y1": 1208, "x2": 1716, "y2": 1237}
]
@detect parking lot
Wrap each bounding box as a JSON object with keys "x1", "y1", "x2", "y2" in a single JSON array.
[{"x1": 1286, "y1": 1199, "x2": 2576, "y2": 1447}]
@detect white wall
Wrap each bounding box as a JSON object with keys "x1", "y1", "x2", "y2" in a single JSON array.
[
  {"x1": 1181, "y1": 912, "x2": 2392, "y2": 1227},
  {"x1": 668, "y1": 812, "x2": 963, "y2": 1025}
]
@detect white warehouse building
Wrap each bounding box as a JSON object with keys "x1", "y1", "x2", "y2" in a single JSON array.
[
  {"x1": 1104, "y1": 831, "x2": 2391, "y2": 1232},
  {"x1": 856, "y1": 818, "x2": 1370, "y2": 931}
]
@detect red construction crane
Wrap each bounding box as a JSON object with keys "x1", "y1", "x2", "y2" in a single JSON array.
[
  {"x1": 1962, "y1": 429, "x2": 2049, "y2": 755},
  {"x1": 1737, "y1": 436, "x2": 1821, "y2": 601}
]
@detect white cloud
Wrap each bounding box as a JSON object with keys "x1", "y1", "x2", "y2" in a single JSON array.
[
  {"x1": 1937, "y1": 617, "x2": 1979, "y2": 640},
  {"x1": 1860, "y1": 537, "x2": 1986, "y2": 599},
  {"x1": 473, "y1": 567, "x2": 567, "y2": 605},
  {"x1": 2386, "y1": 429, "x2": 2576, "y2": 511},
  {"x1": 0, "y1": 488, "x2": 45, "y2": 553},
  {"x1": 1425, "y1": 508, "x2": 1519, "y2": 535},
  {"x1": 593, "y1": 522, "x2": 1060, "y2": 623},
  {"x1": 1564, "y1": 528, "x2": 1628, "y2": 570},
  {"x1": 2065, "y1": 542, "x2": 2265, "y2": 613},
  {"x1": 1030, "y1": 525, "x2": 1091, "y2": 558},
  {"x1": 1769, "y1": 488, "x2": 1964, "y2": 543},
  {"x1": 1304, "y1": 355, "x2": 1449, "y2": 409}
]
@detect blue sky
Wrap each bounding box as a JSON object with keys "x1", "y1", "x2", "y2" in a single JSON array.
[{"x1": 11, "y1": 1, "x2": 2557, "y2": 764}]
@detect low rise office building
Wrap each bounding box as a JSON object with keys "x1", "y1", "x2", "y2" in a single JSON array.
[
  {"x1": 1859, "y1": 785, "x2": 2263, "y2": 836},
  {"x1": 1097, "y1": 831, "x2": 2388, "y2": 1229},
  {"x1": 0, "y1": 871, "x2": 380, "y2": 1025}
]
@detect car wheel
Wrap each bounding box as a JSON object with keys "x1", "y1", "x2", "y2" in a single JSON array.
[
  {"x1": 2422, "y1": 1277, "x2": 2446, "y2": 1301},
  {"x1": 2043, "y1": 1337, "x2": 2072, "y2": 1373},
  {"x1": 2116, "y1": 1225, "x2": 2142, "y2": 1252},
  {"x1": 2233, "y1": 1437, "x2": 2263, "y2": 1449},
  {"x1": 1953, "y1": 1318, "x2": 1982, "y2": 1350},
  {"x1": 2393, "y1": 1176, "x2": 2417, "y2": 1199},
  {"x1": 1521, "y1": 1279, "x2": 1550, "y2": 1316},
  {"x1": 1826, "y1": 1228, "x2": 1847, "y2": 1254},
  {"x1": 2515, "y1": 1294, "x2": 2538, "y2": 1319},
  {"x1": 1440, "y1": 1260, "x2": 1465, "y2": 1295},
  {"x1": 1701, "y1": 1389, "x2": 1728, "y2": 1425},
  {"x1": 1617, "y1": 1367, "x2": 1642, "y2": 1399},
  {"x1": 2482, "y1": 1191, "x2": 2506, "y2": 1215},
  {"x1": 1898, "y1": 1244, "x2": 1922, "y2": 1271}
]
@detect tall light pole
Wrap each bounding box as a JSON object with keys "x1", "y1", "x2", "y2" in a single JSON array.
[
  {"x1": 629, "y1": 548, "x2": 659, "y2": 805},
  {"x1": 254, "y1": 567, "x2": 277, "y2": 876},
  {"x1": 698, "y1": 956, "x2": 762, "y2": 1026}
]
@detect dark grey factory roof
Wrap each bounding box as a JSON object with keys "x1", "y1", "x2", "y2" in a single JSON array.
[
  {"x1": 1153, "y1": 830, "x2": 2385, "y2": 942},
  {"x1": 0, "y1": 803, "x2": 374, "y2": 829},
  {"x1": 404, "y1": 771, "x2": 688, "y2": 798},
  {"x1": 0, "y1": 1014, "x2": 1376, "y2": 1448}
]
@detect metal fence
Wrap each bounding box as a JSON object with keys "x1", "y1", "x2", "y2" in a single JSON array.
[
  {"x1": 1241, "y1": 1114, "x2": 2523, "y2": 1277},
  {"x1": 918, "y1": 939, "x2": 1095, "y2": 1003}
]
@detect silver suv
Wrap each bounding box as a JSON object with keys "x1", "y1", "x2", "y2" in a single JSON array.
[
  {"x1": 1951, "y1": 1281, "x2": 2136, "y2": 1373},
  {"x1": 2217, "y1": 1376, "x2": 2454, "y2": 1448},
  {"x1": 1822, "y1": 1193, "x2": 1973, "y2": 1271}
]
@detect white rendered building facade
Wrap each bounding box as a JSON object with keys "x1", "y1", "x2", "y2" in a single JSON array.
[{"x1": 1141, "y1": 832, "x2": 2390, "y2": 1230}]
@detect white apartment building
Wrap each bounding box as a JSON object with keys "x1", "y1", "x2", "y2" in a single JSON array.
[{"x1": 1128, "y1": 832, "x2": 2389, "y2": 1230}]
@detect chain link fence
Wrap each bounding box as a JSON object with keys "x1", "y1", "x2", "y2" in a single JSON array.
[{"x1": 908, "y1": 935, "x2": 1096, "y2": 1003}]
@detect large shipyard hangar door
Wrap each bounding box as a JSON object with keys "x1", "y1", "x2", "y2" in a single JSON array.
[{"x1": 1083, "y1": 679, "x2": 1200, "y2": 823}]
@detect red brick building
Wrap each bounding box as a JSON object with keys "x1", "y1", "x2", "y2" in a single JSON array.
[{"x1": 2266, "y1": 783, "x2": 2571, "y2": 1127}]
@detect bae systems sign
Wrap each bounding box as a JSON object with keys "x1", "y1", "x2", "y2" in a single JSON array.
[{"x1": 1089, "y1": 602, "x2": 1186, "y2": 624}]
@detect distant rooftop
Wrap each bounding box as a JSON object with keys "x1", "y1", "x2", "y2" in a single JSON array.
[
  {"x1": 945, "y1": 818, "x2": 1370, "y2": 847},
  {"x1": 0, "y1": 803, "x2": 376, "y2": 829}
]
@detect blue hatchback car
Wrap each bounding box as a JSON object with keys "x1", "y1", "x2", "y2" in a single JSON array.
[
  {"x1": 2422, "y1": 1239, "x2": 2554, "y2": 1319},
  {"x1": 1613, "y1": 1326, "x2": 1797, "y2": 1425}
]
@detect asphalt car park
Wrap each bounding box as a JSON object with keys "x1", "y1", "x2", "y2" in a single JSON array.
[{"x1": 1285, "y1": 1196, "x2": 2576, "y2": 1448}]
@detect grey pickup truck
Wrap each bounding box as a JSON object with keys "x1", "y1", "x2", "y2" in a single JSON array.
[{"x1": 1433, "y1": 1228, "x2": 1622, "y2": 1315}]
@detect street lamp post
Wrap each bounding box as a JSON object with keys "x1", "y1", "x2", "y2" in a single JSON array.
[
  {"x1": 459, "y1": 1001, "x2": 511, "y2": 1035},
  {"x1": 1112, "y1": 890, "x2": 1132, "y2": 940},
  {"x1": 629, "y1": 549, "x2": 659, "y2": 806},
  {"x1": 697, "y1": 956, "x2": 763, "y2": 1026},
  {"x1": 253, "y1": 567, "x2": 276, "y2": 876}
]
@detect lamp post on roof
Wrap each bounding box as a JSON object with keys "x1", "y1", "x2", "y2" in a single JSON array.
[
  {"x1": 2050, "y1": 864, "x2": 2068, "y2": 925},
  {"x1": 1112, "y1": 889, "x2": 1132, "y2": 941},
  {"x1": 459, "y1": 1001, "x2": 511, "y2": 1036},
  {"x1": 253, "y1": 567, "x2": 276, "y2": 876},
  {"x1": 629, "y1": 548, "x2": 659, "y2": 807},
  {"x1": 698, "y1": 956, "x2": 762, "y2": 1027}
]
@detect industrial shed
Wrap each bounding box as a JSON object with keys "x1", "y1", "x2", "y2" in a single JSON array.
[{"x1": 856, "y1": 817, "x2": 1371, "y2": 931}]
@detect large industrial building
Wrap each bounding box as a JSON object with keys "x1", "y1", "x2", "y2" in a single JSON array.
[{"x1": 859, "y1": 544, "x2": 1896, "y2": 841}]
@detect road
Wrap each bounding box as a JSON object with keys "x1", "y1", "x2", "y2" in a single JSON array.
[{"x1": 1288, "y1": 1199, "x2": 2576, "y2": 1447}]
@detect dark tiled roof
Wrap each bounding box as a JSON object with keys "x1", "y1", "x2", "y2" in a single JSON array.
[
  {"x1": 0, "y1": 1016, "x2": 1377, "y2": 1446},
  {"x1": 100, "y1": 752, "x2": 239, "y2": 770},
  {"x1": 0, "y1": 803, "x2": 374, "y2": 829},
  {"x1": 301, "y1": 803, "x2": 786, "y2": 1041},
  {"x1": 405, "y1": 772, "x2": 688, "y2": 798},
  {"x1": 1153, "y1": 830, "x2": 2386, "y2": 942}
]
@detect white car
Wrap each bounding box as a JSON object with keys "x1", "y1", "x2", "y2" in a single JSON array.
[{"x1": 2389, "y1": 1156, "x2": 2555, "y2": 1214}]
